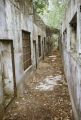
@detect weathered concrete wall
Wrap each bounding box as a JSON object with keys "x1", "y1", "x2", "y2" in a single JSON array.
[
  {"x1": 33, "y1": 14, "x2": 46, "y2": 66},
  {"x1": 0, "y1": 0, "x2": 46, "y2": 119},
  {"x1": 62, "y1": 0, "x2": 81, "y2": 119}
]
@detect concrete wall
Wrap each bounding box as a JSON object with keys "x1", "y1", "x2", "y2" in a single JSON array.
[
  {"x1": 0, "y1": 0, "x2": 46, "y2": 119},
  {"x1": 62, "y1": 0, "x2": 81, "y2": 119},
  {"x1": 33, "y1": 15, "x2": 46, "y2": 65}
]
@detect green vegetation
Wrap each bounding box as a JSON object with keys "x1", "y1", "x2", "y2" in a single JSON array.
[
  {"x1": 42, "y1": 0, "x2": 69, "y2": 28},
  {"x1": 33, "y1": 0, "x2": 48, "y2": 14},
  {"x1": 33, "y1": 0, "x2": 69, "y2": 28}
]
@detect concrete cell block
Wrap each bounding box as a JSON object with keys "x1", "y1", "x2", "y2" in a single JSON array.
[{"x1": 0, "y1": 0, "x2": 46, "y2": 118}]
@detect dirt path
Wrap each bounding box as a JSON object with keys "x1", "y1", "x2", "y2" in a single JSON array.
[{"x1": 4, "y1": 50, "x2": 73, "y2": 120}]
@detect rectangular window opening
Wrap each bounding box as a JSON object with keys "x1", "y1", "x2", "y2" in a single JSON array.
[
  {"x1": 80, "y1": 5, "x2": 81, "y2": 12},
  {"x1": 69, "y1": 13, "x2": 77, "y2": 53},
  {"x1": 38, "y1": 35, "x2": 41, "y2": 57},
  {"x1": 63, "y1": 29, "x2": 67, "y2": 48},
  {"x1": 22, "y1": 30, "x2": 31, "y2": 71}
]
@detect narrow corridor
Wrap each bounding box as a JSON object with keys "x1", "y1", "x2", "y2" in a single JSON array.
[{"x1": 4, "y1": 50, "x2": 72, "y2": 120}]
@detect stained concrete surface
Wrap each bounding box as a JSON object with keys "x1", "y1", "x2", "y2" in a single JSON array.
[{"x1": 3, "y1": 50, "x2": 73, "y2": 120}]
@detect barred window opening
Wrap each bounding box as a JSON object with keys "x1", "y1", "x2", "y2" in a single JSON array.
[{"x1": 22, "y1": 31, "x2": 31, "y2": 71}]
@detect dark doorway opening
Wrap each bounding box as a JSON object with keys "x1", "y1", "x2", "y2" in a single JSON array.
[
  {"x1": 0, "y1": 40, "x2": 16, "y2": 108},
  {"x1": 38, "y1": 35, "x2": 41, "y2": 57},
  {"x1": 33, "y1": 40, "x2": 37, "y2": 69},
  {"x1": 42, "y1": 40, "x2": 44, "y2": 60}
]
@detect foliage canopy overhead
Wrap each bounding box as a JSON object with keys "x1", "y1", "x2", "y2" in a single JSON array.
[
  {"x1": 33, "y1": 0, "x2": 69, "y2": 29},
  {"x1": 33, "y1": 0, "x2": 48, "y2": 14}
]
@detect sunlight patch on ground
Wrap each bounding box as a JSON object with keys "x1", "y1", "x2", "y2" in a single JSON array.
[
  {"x1": 35, "y1": 75, "x2": 62, "y2": 91},
  {"x1": 49, "y1": 55, "x2": 56, "y2": 62},
  {"x1": 49, "y1": 55, "x2": 56, "y2": 58}
]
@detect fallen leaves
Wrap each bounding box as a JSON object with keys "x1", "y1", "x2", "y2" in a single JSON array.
[{"x1": 4, "y1": 50, "x2": 73, "y2": 120}]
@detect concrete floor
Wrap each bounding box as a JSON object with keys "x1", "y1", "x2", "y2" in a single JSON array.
[{"x1": 4, "y1": 50, "x2": 73, "y2": 120}]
